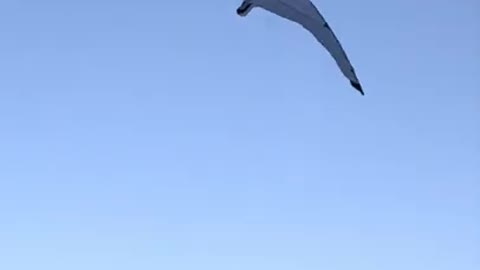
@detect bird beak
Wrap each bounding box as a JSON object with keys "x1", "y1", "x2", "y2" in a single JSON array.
[{"x1": 237, "y1": 1, "x2": 252, "y2": 16}]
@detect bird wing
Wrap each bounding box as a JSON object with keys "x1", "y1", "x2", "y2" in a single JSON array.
[{"x1": 257, "y1": 0, "x2": 363, "y2": 94}]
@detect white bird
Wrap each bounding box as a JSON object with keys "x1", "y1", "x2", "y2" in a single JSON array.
[{"x1": 236, "y1": 0, "x2": 364, "y2": 95}]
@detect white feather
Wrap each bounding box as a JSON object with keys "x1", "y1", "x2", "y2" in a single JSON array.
[{"x1": 237, "y1": 0, "x2": 364, "y2": 95}]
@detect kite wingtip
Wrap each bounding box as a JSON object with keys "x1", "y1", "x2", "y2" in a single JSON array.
[{"x1": 350, "y1": 81, "x2": 365, "y2": 96}]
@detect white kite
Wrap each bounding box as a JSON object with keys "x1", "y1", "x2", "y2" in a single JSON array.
[{"x1": 236, "y1": 0, "x2": 364, "y2": 95}]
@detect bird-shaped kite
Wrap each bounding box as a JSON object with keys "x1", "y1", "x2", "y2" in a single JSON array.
[{"x1": 237, "y1": 0, "x2": 364, "y2": 95}]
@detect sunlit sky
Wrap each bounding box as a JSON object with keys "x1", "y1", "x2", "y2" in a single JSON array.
[{"x1": 1, "y1": 1, "x2": 479, "y2": 269}]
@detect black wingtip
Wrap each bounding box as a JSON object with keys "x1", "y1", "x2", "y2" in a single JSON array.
[{"x1": 350, "y1": 81, "x2": 365, "y2": 96}]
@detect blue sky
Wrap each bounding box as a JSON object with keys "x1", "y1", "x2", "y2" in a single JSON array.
[{"x1": 0, "y1": 0, "x2": 478, "y2": 269}]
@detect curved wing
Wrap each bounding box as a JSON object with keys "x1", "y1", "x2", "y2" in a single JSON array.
[{"x1": 257, "y1": 0, "x2": 364, "y2": 94}]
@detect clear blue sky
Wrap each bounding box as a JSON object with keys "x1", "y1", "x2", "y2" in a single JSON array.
[{"x1": 0, "y1": 0, "x2": 478, "y2": 269}]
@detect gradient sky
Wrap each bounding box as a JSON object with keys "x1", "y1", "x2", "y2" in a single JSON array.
[{"x1": 0, "y1": 0, "x2": 479, "y2": 269}]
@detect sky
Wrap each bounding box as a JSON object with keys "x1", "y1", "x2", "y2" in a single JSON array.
[{"x1": 0, "y1": 0, "x2": 479, "y2": 269}]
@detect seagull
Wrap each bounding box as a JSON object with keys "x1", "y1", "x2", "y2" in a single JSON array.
[{"x1": 236, "y1": 0, "x2": 364, "y2": 95}]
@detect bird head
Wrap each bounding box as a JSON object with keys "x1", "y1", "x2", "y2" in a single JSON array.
[{"x1": 236, "y1": 1, "x2": 254, "y2": 17}]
